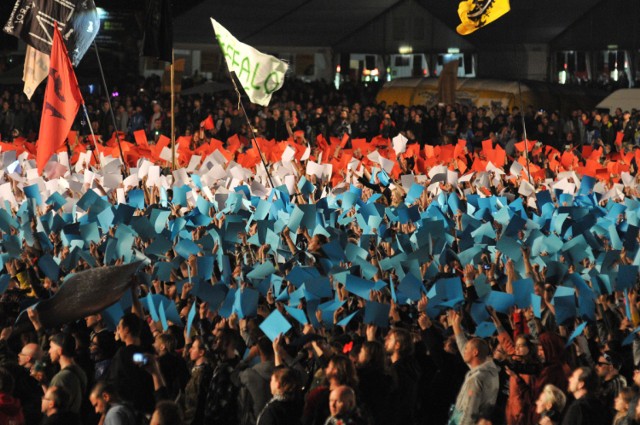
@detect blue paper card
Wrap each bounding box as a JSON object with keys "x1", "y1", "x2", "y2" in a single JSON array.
[
  {"x1": 565, "y1": 322, "x2": 587, "y2": 347},
  {"x1": 233, "y1": 288, "x2": 259, "y2": 319},
  {"x1": 159, "y1": 300, "x2": 169, "y2": 331},
  {"x1": 513, "y1": 278, "x2": 534, "y2": 308},
  {"x1": 127, "y1": 189, "x2": 145, "y2": 210},
  {"x1": 475, "y1": 322, "x2": 497, "y2": 338},
  {"x1": 484, "y1": 291, "x2": 515, "y2": 314},
  {"x1": 337, "y1": 310, "x2": 360, "y2": 327},
  {"x1": 363, "y1": 301, "x2": 390, "y2": 328},
  {"x1": 616, "y1": 265, "x2": 638, "y2": 291},
  {"x1": 345, "y1": 275, "x2": 375, "y2": 300},
  {"x1": 186, "y1": 302, "x2": 197, "y2": 336},
  {"x1": 175, "y1": 240, "x2": 201, "y2": 259},
  {"x1": 259, "y1": 310, "x2": 292, "y2": 341},
  {"x1": 247, "y1": 262, "x2": 276, "y2": 280},
  {"x1": 46, "y1": 192, "x2": 67, "y2": 210},
  {"x1": 397, "y1": 274, "x2": 423, "y2": 302},
  {"x1": 284, "y1": 306, "x2": 309, "y2": 325}
]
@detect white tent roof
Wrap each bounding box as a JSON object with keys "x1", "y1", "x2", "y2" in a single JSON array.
[{"x1": 596, "y1": 89, "x2": 640, "y2": 112}]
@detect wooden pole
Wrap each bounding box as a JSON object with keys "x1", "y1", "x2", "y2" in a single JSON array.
[{"x1": 171, "y1": 49, "x2": 176, "y2": 171}]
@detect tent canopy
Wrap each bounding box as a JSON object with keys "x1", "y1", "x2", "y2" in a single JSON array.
[{"x1": 596, "y1": 89, "x2": 640, "y2": 112}]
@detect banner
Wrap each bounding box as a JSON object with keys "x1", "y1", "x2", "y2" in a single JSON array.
[
  {"x1": 22, "y1": 45, "x2": 50, "y2": 99},
  {"x1": 438, "y1": 60, "x2": 458, "y2": 106},
  {"x1": 37, "y1": 25, "x2": 83, "y2": 173},
  {"x1": 4, "y1": 0, "x2": 99, "y2": 65},
  {"x1": 211, "y1": 18, "x2": 288, "y2": 107},
  {"x1": 15, "y1": 262, "x2": 142, "y2": 330},
  {"x1": 457, "y1": 0, "x2": 510, "y2": 35},
  {"x1": 142, "y1": 0, "x2": 173, "y2": 63}
]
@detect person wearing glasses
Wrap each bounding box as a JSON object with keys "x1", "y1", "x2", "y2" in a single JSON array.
[
  {"x1": 595, "y1": 352, "x2": 627, "y2": 419},
  {"x1": 17, "y1": 343, "x2": 42, "y2": 372},
  {"x1": 41, "y1": 386, "x2": 80, "y2": 425}
]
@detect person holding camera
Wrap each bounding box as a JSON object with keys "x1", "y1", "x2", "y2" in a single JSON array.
[{"x1": 107, "y1": 313, "x2": 155, "y2": 416}]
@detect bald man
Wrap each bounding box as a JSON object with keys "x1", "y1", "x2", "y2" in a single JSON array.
[
  {"x1": 18, "y1": 342, "x2": 42, "y2": 370},
  {"x1": 326, "y1": 385, "x2": 367, "y2": 425}
]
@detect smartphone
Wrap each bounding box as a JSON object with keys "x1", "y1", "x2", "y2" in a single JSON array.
[{"x1": 132, "y1": 353, "x2": 148, "y2": 366}]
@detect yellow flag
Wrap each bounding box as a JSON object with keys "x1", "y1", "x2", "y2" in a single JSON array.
[{"x1": 456, "y1": 0, "x2": 510, "y2": 35}]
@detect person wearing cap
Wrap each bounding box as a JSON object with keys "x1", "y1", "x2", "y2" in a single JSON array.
[
  {"x1": 48, "y1": 332, "x2": 87, "y2": 415},
  {"x1": 596, "y1": 351, "x2": 627, "y2": 418}
]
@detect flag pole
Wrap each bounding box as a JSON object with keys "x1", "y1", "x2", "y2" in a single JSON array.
[
  {"x1": 517, "y1": 81, "x2": 533, "y2": 185},
  {"x1": 170, "y1": 49, "x2": 176, "y2": 171},
  {"x1": 81, "y1": 104, "x2": 101, "y2": 166},
  {"x1": 229, "y1": 72, "x2": 275, "y2": 189},
  {"x1": 92, "y1": 40, "x2": 128, "y2": 176}
]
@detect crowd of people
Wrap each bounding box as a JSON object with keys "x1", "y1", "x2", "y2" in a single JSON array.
[{"x1": 0, "y1": 74, "x2": 637, "y2": 425}]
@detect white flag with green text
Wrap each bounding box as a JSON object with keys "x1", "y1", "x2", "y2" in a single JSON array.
[{"x1": 211, "y1": 18, "x2": 288, "y2": 106}]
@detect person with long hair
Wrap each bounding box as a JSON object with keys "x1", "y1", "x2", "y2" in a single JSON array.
[
  {"x1": 303, "y1": 355, "x2": 359, "y2": 425},
  {"x1": 490, "y1": 307, "x2": 541, "y2": 425},
  {"x1": 356, "y1": 341, "x2": 392, "y2": 424},
  {"x1": 257, "y1": 367, "x2": 303, "y2": 425},
  {"x1": 612, "y1": 387, "x2": 636, "y2": 425},
  {"x1": 531, "y1": 332, "x2": 571, "y2": 424}
]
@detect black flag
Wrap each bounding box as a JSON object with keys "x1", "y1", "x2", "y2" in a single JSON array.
[
  {"x1": 3, "y1": 0, "x2": 100, "y2": 66},
  {"x1": 142, "y1": 0, "x2": 173, "y2": 63}
]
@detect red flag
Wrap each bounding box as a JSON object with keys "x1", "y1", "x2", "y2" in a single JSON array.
[
  {"x1": 37, "y1": 25, "x2": 83, "y2": 174},
  {"x1": 201, "y1": 115, "x2": 214, "y2": 130}
]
